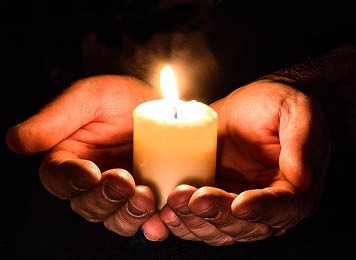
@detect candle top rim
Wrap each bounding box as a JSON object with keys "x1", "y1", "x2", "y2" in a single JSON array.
[{"x1": 133, "y1": 99, "x2": 218, "y2": 126}]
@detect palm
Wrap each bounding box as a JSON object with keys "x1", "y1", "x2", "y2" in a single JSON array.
[
  {"x1": 54, "y1": 101, "x2": 135, "y2": 172},
  {"x1": 212, "y1": 80, "x2": 307, "y2": 193},
  {"x1": 7, "y1": 76, "x2": 331, "y2": 243},
  {"x1": 44, "y1": 76, "x2": 159, "y2": 172}
]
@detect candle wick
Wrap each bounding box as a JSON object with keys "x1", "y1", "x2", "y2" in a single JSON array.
[{"x1": 173, "y1": 105, "x2": 178, "y2": 119}]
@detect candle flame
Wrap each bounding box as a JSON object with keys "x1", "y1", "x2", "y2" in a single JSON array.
[{"x1": 160, "y1": 65, "x2": 179, "y2": 102}]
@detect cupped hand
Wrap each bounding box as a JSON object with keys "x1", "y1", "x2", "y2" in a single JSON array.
[
  {"x1": 6, "y1": 75, "x2": 169, "y2": 241},
  {"x1": 160, "y1": 79, "x2": 331, "y2": 245}
]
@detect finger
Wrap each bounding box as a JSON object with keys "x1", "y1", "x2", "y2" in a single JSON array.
[
  {"x1": 189, "y1": 187, "x2": 271, "y2": 243},
  {"x1": 6, "y1": 75, "x2": 157, "y2": 155},
  {"x1": 104, "y1": 185, "x2": 156, "y2": 237},
  {"x1": 160, "y1": 205, "x2": 199, "y2": 242},
  {"x1": 6, "y1": 78, "x2": 100, "y2": 155},
  {"x1": 167, "y1": 185, "x2": 231, "y2": 245},
  {"x1": 141, "y1": 213, "x2": 170, "y2": 241},
  {"x1": 39, "y1": 150, "x2": 101, "y2": 199},
  {"x1": 231, "y1": 187, "x2": 306, "y2": 231},
  {"x1": 162, "y1": 185, "x2": 202, "y2": 242},
  {"x1": 70, "y1": 168, "x2": 135, "y2": 222}
]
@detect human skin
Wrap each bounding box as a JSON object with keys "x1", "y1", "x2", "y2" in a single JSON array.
[
  {"x1": 6, "y1": 74, "x2": 330, "y2": 245},
  {"x1": 160, "y1": 79, "x2": 330, "y2": 245},
  {"x1": 7, "y1": 43, "x2": 356, "y2": 245}
]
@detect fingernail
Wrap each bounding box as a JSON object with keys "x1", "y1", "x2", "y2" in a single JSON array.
[
  {"x1": 70, "y1": 179, "x2": 91, "y2": 191},
  {"x1": 103, "y1": 180, "x2": 126, "y2": 202},
  {"x1": 143, "y1": 232, "x2": 166, "y2": 242},
  {"x1": 127, "y1": 201, "x2": 152, "y2": 218},
  {"x1": 198, "y1": 204, "x2": 219, "y2": 219},
  {"x1": 174, "y1": 205, "x2": 192, "y2": 216}
]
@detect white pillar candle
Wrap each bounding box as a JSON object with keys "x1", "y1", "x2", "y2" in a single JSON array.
[{"x1": 133, "y1": 66, "x2": 218, "y2": 209}]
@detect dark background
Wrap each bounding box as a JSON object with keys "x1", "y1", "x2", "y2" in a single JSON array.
[{"x1": 2, "y1": 0, "x2": 356, "y2": 259}]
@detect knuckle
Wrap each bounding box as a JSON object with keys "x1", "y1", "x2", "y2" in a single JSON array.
[
  {"x1": 103, "y1": 217, "x2": 138, "y2": 237},
  {"x1": 70, "y1": 199, "x2": 106, "y2": 221}
]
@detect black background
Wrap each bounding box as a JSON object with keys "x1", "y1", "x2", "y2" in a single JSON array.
[{"x1": 2, "y1": 1, "x2": 356, "y2": 259}]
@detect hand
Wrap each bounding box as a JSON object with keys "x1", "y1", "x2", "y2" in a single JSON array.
[
  {"x1": 6, "y1": 75, "x2": 169, "y2": 241},
  {"x1": 160, "y1": 79, "x2": 331, "y2": 245}
]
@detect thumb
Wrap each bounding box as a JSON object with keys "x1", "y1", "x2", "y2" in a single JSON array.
[
  {"x1": 6, "y1": 76, "x2": 104, "y2": 154},
  {"x1": 279, "y1": 93, "x2": 317, "y2": 191}
]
